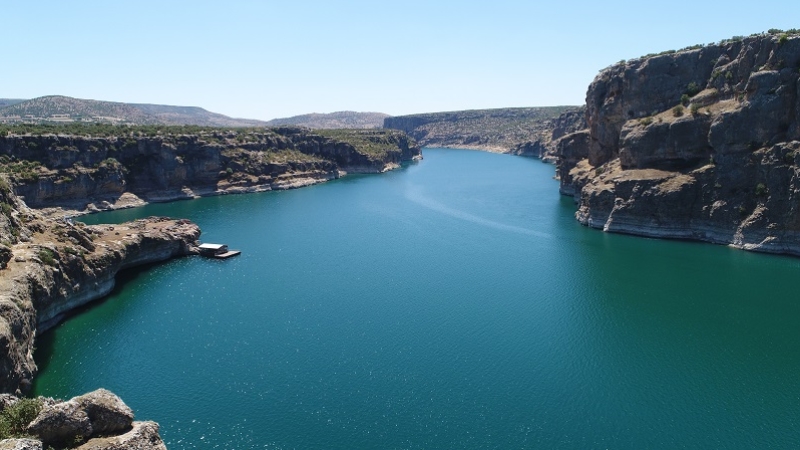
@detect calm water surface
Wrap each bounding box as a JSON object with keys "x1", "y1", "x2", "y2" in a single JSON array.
[{"x1": 33, "y1": 149, "x2": 800, "y2": 448}]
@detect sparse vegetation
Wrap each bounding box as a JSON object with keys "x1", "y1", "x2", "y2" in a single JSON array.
[
  {"x1": 672, "y1": 106, "x2": 684, "y2": 117},
  {"x1": 38, "y1": 248, "x2": 56, "y2": 266},
  {"x1": 317, "y1": 129, "x2": 412, "y2": 159},
  {"x1": 0, "y1": 397, "x2": 43, "y2": 439},
  {"x1": 755, "y1": 183, "x2": 768, "y2": 196},
  {"x1": 690, "y1": 103, "x2": 701, "y2": 117}
]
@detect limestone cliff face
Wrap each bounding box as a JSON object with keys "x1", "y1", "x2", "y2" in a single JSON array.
[
  {"x1": 0, "y1": 127, "x2": 421, "y2": 214},
  {"x1": 0, "y1": 179, "x2": 199, "y2": 394},
  {"x1": 558, "y1": 32, "x2": 800, "y2": 255}
]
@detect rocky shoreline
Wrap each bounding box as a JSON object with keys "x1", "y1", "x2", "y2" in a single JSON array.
[
  {"x1": 0, "y1": 193, "x2": 200, "y2": 393},
  {"x1": 0, "y1": 174, "x2": 198, "y2": 448}
]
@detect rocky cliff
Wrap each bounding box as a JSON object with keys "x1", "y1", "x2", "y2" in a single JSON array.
[
  {"x1": 0, "y1": 126, "x2": 421, "y2": 216},
  {"x1": 558, "y1": 31, "x2": 800, "y2": 255}
]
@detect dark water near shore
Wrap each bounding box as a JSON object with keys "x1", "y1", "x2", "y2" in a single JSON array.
[{"x1": 33, "y1": 149, "x2": 800, "y2": 448}]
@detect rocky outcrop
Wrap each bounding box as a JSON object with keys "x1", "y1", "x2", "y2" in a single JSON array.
[
  {"x1": 0, "y1": 127, "x2": 421, "y2": 216},
  {"x1": 0, "y1": 390, "x2": 165, "y2": 449},
  {"x1": 0, "y1": 177, "x2": 199, "y2": 394},
  {"x1": 558, "y1": 31, "x2": 800, "y2": 255}
]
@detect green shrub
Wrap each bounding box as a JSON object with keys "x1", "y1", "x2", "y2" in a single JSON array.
[
  {"x1": 755, "y1": 183, "x2": 768, "y2": 196},
  {"x1": 38, "y1": 248, "x2": 56, "y2": 266},
  {"x1": 0, "y1": 398, "x2": 43, "y2": 439},
  {"x1": 639, "y1": 117, "x2": 653, "y2": 126},
  {"x1": 681, "y1": 94, "x2": 690, "y2": 106},
  {"x1": 690, "y1": 103, "x2": 701, "y2": 116},
  {"x1": 686, "y1": 82, "x2": 701, "y2": 97},
  {"x1": 0, "y1": 202, "x2": 11, "y2": 217},
  {"x1": 672, "y1": 105, "x2": 684, "y2": 117},
  {"x1": 779, "y1": 34, "x2": 789, "y2": 45}
]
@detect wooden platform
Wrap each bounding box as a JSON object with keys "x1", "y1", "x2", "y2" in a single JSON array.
[{"x1": 213, "y1": 250, "x2": 241, "y2": 259}]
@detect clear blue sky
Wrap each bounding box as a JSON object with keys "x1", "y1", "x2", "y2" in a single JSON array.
[{"x1": 3, "y1": 1, "x2": 798, "y2": 120}]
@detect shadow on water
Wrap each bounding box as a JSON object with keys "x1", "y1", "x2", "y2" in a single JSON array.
[{"x1": 31, "y1": 261, "x2": 168, "y2": 384}]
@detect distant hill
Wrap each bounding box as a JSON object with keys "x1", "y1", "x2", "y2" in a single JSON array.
[
  {"x1": 0, "y1": 95, "x2": 268, "y2": 127},
  {"x1": 383, "y1": 106, "x2": 581, "y2": 151},
  {"x1": 265, "y1": 111, "x2": 389, "y2": 129}
]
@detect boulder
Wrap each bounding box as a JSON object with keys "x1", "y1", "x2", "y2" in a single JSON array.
[
  {"x1": 74, "y1": 389, "x2": 134, "y2": 435},
  {"x1": 76, "y1": 421, "x2": 166, "y2": 450},
  {"x1": 26, "y1": 400, "x2": 92, "y2": 446},
  {"x1": 26, "y1": 389, "x2": 134, "y2": 446}
]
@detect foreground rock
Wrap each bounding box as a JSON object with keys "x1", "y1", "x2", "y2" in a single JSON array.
[
  {"x1": 557, "y1": 31, "x2": 800, "y2": 256},
  {"x1": 0, "y1": 390, "x2": 164, "y2": 449}
]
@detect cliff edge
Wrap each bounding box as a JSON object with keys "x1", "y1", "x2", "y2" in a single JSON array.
[
  {"x1": 0, "y1": 176, "x2": 200, "y2": 394},
  {"x1": 558, "y1": 31, "x2": 800, "y2": 255}
]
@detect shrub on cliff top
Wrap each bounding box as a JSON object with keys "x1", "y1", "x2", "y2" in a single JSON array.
[
  {"x1": 0, "y1": 397, "x2": 43, "y2": 439},
  {"x1": 38, "y1": 248, "x2": 56, "y2": 266},
  {"x1": 672, "y1": 105, "x2": 685, "y2": 117}
]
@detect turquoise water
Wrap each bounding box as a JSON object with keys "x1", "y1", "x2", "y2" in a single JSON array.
[{"x1": 33, "y1": 149, "x2": 800, "y2": 448}]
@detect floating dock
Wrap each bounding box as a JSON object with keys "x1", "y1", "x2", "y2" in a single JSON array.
[
  {"x1": 214, "y1": 250, "x2": 241, "y2": 259},
  {"x1": 199, "y1": 243, "x2": 241, "y2": 259}
]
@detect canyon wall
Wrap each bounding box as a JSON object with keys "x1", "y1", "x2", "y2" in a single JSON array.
[
  {"x1": 0, "y1": 127, "x2": 420, "y2": 215},
  {"x1": 557, "y1": 32, "x2": 800, "y2": 255}
]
